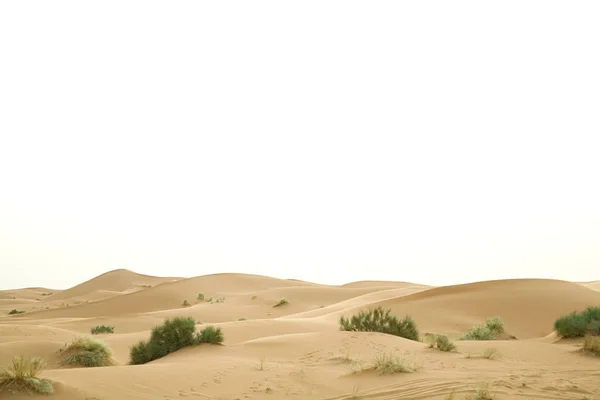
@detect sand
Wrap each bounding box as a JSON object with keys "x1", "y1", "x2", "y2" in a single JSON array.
[{"x1": 1, "y1": 269, "x2": 599, "y2": 399}]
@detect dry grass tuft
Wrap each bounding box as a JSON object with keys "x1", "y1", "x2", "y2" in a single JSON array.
[{"x1": 0, "y1": 356, "x2": 54, "y2": 394}]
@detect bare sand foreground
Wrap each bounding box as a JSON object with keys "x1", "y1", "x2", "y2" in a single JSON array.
[{"x1": 1, "y1": 269, "x2": 599, "y2": 400}]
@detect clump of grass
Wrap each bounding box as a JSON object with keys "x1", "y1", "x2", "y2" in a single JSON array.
[
  {"x1": 205, "y1": 296, "x2": 213, "y2": 302},
  {"x1": 251, "y1": 295, "x2": 257, "y2": 300},
  {"x1": 483, "y1": 348, "x2": 499, "y2": 359},
  {"x1": 339, "y1": 306, "x2": 419, "y2": 341},
  {"x1": 273, "y1": 298, "x2": 288, "y2": 307},
  {"x1": 196, "y1": 292, "x2": 204, "y2": 301},
  {"x1": 215, "y1": 296, "x2": 225, "y2": 303},
  {"x1": 8, "y1": 309, "x2": 25, "y2": 315},
  {"x1": 59, "y1": 337, "x2": 114, "y2": 367},
  {"x1": 369, "y1": 352, "x2": 415, "y2": 374},
  {"x1": 182, "y1": 299, "x2": 191, "y2": 307},
  {"x1": 583, "y1": 336, "x2": 600, "y2": 356},
  {"x1": 0, "y1": 356, "x2": 54, "y2": 394},
  {"x1": 459, "y1": 317, "x2": 504, "y2": 340},
  {"x1": 238, "y1": 317, "x2": 247, "y2": 321},
  {"x1": 473, "y1": 381, "x2": 493, "y2": 399},
  {"x1": 196, "y1": 326, "x2": 224, "y2": 344},
  {"x1": 129, "y1": 317, "x2": 223, "y2": 365},
  {"x1": 427, "y1": 334, "x2": 457, "y2": 352},
  {"x1": 554, "y1": 306, "x2": 600, "y2": 338},
  {"x1": 91, "y1": 325, "x2": 114, "y2": 334}
]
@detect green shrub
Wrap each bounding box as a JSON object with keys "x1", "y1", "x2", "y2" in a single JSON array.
[
  {"x1": 339, "y1": 306, "x2": 419, "y2": 341},
  {"x1": 554, "y1": 306, "x2": 600, "y2": 338},
  {"x1": 435, "y1": 334, "x2": 457, "y2": 352},
  {"x1": 8, "y1": 309, "x2": 25, "y2": 315},
  {"x1": 205, "y1": 297, "x2": 213, "y2": 302},
  {"x1": 197, "y1": 292, "x2": 205, "y2": 301},
  {"x1": 128, "y1": 317, "x2": 223, "y2": 365},
  {"x1": 459, "y1": 316, "x2": 504, "y2": 340},
  {"x1": 91, "y1": 325, "x2": 114, "y2": 334},
  {"x1": 196, "y1": 326, "x2": 224, "y2": 344},
  {"x1": 273, "y1": 298, "x2": 288, "y2": 307},
  {"x1": 0, "y1": 356, "x2": 53, "y2": 394},
  {"x1": 369, "y1": 352, "x2": 415, "y2": 374},
  {"x1": 60, "y1": 337, "x2": 113, "y2": 367}
]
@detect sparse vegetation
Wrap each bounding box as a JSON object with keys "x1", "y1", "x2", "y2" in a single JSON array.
[
  {"x1": 59, "y1": 337, "x2": 114, "y2": 367},
  {"x1": 182, "y1": 299, "x2": 191, "y2": 307},
  {"x1": 427, "y1": 334, "x2": 457, "y2": 352},
  {"x1": 368, "y1": 352, "x2": 416, "y2": 374},
  {"x1": 0, "y1": 356, "x2": 54, "y2": 394},
  {"x1": 458, "y1": 317, "x2": 504, "y2": 340},
  {"x1": 339, "y1": 306, "x2": 419, "y2": 341},
  {"x1": 205, "y1": 296, "x2": 213, "y2": 302},
  {"x1": 251, "y1": 295, "x2": 257, "y2": 300},
  {"x1": 215, "y1": 296, "x2": 225, "y2": 303},
  {"x1": 91, "y1": 325, "x2": 114, "y2": 334},
  {"x1": 8, "y1": 309, "x2": 25, "y2": 315},
  {"x1": 238, "y1": 317, "x2": 247, "y2": 321},
  {"x1": 273, "y1": 298, "x2": 288, "y2": 307},
  {"x1": 483, "y1": 347, "x2": 499, "y2": 359},
  {"x1": 196, "y1": 292, "x2": 205, "y2": 301},
  {"x1": 129, "y1": 317, "x2": 223, "y2": 365},
  {"x1": 583, "y1": 336, "x2": 600, "y2": 356},
  {"x1": 554, "y1": 306, "x2": 600, "y2": 338}
]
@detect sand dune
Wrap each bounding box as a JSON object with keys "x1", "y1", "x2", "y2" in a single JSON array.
[{"x1": 2, "y1": 270, "x2": 600, "y2": 399}]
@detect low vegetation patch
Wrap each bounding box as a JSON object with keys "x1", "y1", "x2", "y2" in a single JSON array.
[
  {"x1": 0, "y1": 356, "x2": 54, "y2": 394},
  {"x1": 196, "y1": 292, "x2": 204, "y2": 301},
  {"x1": 483, "y1": 347, "x2": 499, "y2": 359},
  {"x1": 59, "y1": 337, "x2": 114, "y2": 367},
  {"x1": 554, "y1": 306, "x2": 600, "y2": 338},
  {"x1": 458, "y1": 316, "x2": 504, "y2": 340},
  {"x1": 583, "y1": 336, "x2": 600, "y2": 356},
  {"x1": 182, "y1": 299, "x2": 191, "y2": 307},
  {"x1": 368, "y1": 352, "x2": 416, "y2": 374},
  {"x1": 129, "y1": 317, "x2": 224, "y2": 365},
  {"x1": 427, "y1": 334, "x2": 457, "y2": 352},
  {"x1": 273, "y1": 298, "x2": 288, "y2": 307},
  {"x1": 91, "y1": 325, "x2": 114, "y2": 334},
  {"x1": 339, "y1": 306, "x2": 419, "y2": 341},
  {"x1": 8, "y1": 309, "x2": 25, "y2": 315}
]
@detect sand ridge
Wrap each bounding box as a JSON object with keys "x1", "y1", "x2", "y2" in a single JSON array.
[{"x1": 1, "y1": 270, "x2": 599, "y2": 399}]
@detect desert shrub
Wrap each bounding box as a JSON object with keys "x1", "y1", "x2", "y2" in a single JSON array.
[
  {"x1": 8, "y1": 309, "x2": 25, "y2": 315},
  {"x1": 483, "y1": 347, "x2": 499, "y2": 359},
  {"x1": 238, "y1": 317, "x2": 247, "y2": 321},
  {"x1": 339, "y1": 306, "x2": 419, "y2": 341},
  {"x1": 196, "y1": 326, "x2": 224, "y2": 344},
  {"x1": 459, "y1": 316, "x2": 504, "y2": 340},
  {"x1": 0, "y1": 356, "x2": 53, "y2": 394},
  {"x1": 554, "y1": 306, "x2": 600, "y2": 338},
  {"x1": 369, "y1": 352, "x2": 415, "y2": 374},
  {"x1": 215, "y1": 297, "x2": 225, "y2": 303},
  {"x1": 60, "y1": 337, "x2": 113, "y2": 367},
  {"x1": 129, "y1": 317, "x2": 223, "y2": 365},
  {"x1": 196, "y1": 292, "x2": 204, "y2": 301},
  {"x1": 182, "y1": 299, "x2": 190, "y2": 307},
  {"x1": 205, "y1": 296, "x2": 213, "y2": 302},
  {"x1": 434, "y1": 334, "x2": 457, "y2": 352},
  {"x1": 273, "y1": 298, "x2": 288, "y2": 307},
  {"x1": 91, "y1": 325, "x2": 114, "y2": 334},
  {"x1": 583, "y1": 336, "x2": 600, "y2": 356}
]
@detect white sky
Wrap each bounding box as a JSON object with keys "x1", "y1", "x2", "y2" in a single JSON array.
[{"x1": 1, "y1": 1, "x2": 599, "y2": 290}]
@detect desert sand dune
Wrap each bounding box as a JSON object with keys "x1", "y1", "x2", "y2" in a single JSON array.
[
  {"x1": 580, "y1": 280, "x2": 600, "y2": 291},
  {"x1": 1, "y1": 270, "x2": 600, "y2": 400}
]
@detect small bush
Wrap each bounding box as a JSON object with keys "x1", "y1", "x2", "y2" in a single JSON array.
[
  {"x1": 238, "y1": 317, "x2": 247, "y2": 321},
  {"x1": 60, "y1": 337, "x2": 113, "y2": 367},
  {"x1": 369, "y1": 352, "x2": 415, "y2": 374},
  {"x1": 129, "y1": 317, "x2": 223, "y2": 365},
  {"x1": 196, "y1": 326, "x2": 224, "y2": 344},
  {"x1": 554, "y1": 306, "x2": 600, "y2": 338},
  {"x1": 273, "y1": 298, "x2": 288, "y2": 307},
  {"x1": 432, "y1": 334, "x2": 457, "y2": 352},
  {"x1": 459, "y1": 317, "x2": 504, "y2": 340},
  {"x1": 8, "y1": 309, "x2": 25, "y2": 315},
  {"x1": 583, "y1": 336, "x2": 600, "y2": 356},
  {"x1": 483, "y1": 348, "x2": 499, "y2": 359},
  {"x1": 215, "y1": 297, "x2": 225, "y2": 303},
  {"x1": 91, "y1": 325, "x2": 114, "y2": 334},
  {"x1": 205, "y1": 297, "x2": 213, "y2": 302},
  {"x1": 339, "y1": 307, "x2": 419, "y2": 341},
  {"x1": 196, "y1": 292, "x2": 204, "y2": 301},
  {"x1": 0, "y1": 356, "x2": 53, "y2": 394},
  {"x1": 182, "y1": 299, "x2": 190, "y2": 307}
]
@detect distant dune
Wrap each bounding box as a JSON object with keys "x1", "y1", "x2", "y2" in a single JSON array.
[{"x1": 1, "y1": 270, "x2": 599, "y2": 400}]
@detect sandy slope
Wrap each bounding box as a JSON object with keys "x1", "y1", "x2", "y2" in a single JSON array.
[{"x1": 1, "y1": 270, "x2": 599, "y2": 400}]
